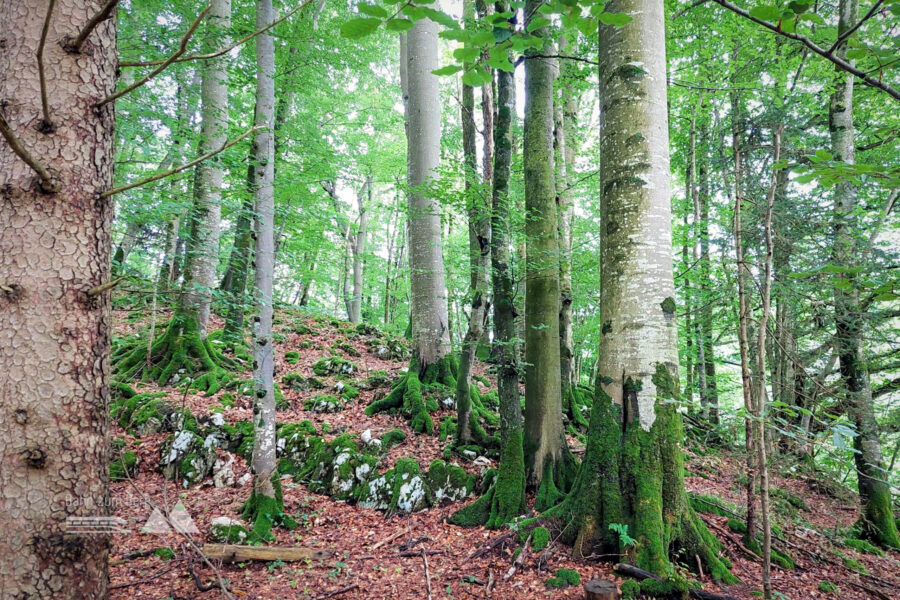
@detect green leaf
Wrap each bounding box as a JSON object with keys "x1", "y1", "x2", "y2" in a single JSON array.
[
  {"x1": 462, "y1": 67, "x2": 492, "y2": 87},
  {"x1": 432, "y1": 64, "x2": 463, "y2": 76},
  {"x1": 846, "y1": 48, "x2": 868, "y2": 59},
  {"x1": 598, "y1": 12, "x2": 631, "y2": 26},
  {"x1": 453, "y1": 47, "x2": 480, "y2": 62},
  {"x1": 340, "y1": 17, "x2": 382, "y2": 39},
  {"x1": 385, "y1": 18, "x2": 414, "y2": 31},
  {"x1": 420, "y1": 7, "x2": 459, "y2": 29},
  {"x1": 749, "y1": 5, "x2": 782, "y2": 20},
  {"x1": 357, "y1": 3, "x2": 389, "y2": 18},
  {"x1": 526, "y1": 17, "x2": 552, "y2": 32}
]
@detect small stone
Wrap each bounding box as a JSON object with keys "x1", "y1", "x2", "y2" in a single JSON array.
[
  {"x1": 212, "y1": 453, "x2": 235, "y2": 488},
  {"x1": 461, "y1": 449, "x2": 477, "y2": 459},
  {"x1": 442, "y1": 397, "x2": 454, "y2": 408},
  {"x1": 473, "y1": 456, "x2": 491, "y2": 468},
  {"x1": 360, "y1": 429, "x2": 372, "y2": 444},
  {"x1": 237, "y1": 473, "x2": 252, "y2": 487}
]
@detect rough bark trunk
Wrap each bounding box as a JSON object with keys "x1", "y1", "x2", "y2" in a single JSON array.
[
  {"x1": 0, "y1": 1, "x2": 117, "y2": 596},
  {"x1": 829, "y1": 0, "x2": 900, "y2": 550},
  {"x1": 523, "y1": 22, "x2": 573, "y2": 500},
  {"x1": 549, "y1": 0, "x2": 735, "y2": 582},
  {"x1": 245, "y1": 0, "x2": 281, "y2": 535}
]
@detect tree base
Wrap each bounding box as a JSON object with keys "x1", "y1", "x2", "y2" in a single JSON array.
[
  {"x1": 449, "y1": 430, "x2": 526, "y2": 529},
  {"x1": 365, "y1": 355, "x2": 459, "y2": 434},
  {"x1": 113, "y1": 311, "x2": 241, "y2": 395},
  {"x1": 240, "y1": 476, "x2": 297, "y2": 542}
]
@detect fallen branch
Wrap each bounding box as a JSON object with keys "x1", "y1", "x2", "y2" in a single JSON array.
[
  {"x1": 504, "y1": 533, "x2": 530, "y2": 581},
  {"x1": 614, "y1": 563, "x2": 739, "y2": 600},
  {"x1": 422, "y1": 548, "x2": 433, "y2": 600},
  {"x1": 710, "y1": 0, "x2": 900, "y2": 101},
  {"x1": 0, "y1": 111, "x2": 59, "y2": 193},
  {"x1": 118, "y1": 0, "x2": 312, "y2": 67},
  {"x1": 315, "y1": 584, "x2": 359, "y2": 600},
  {"x1": 399, "y1": 549, "x2": 444, "y2": 557},
  {"x1": 65, "y1": 0, "x2": 120, "y2": 53},
  {"x1": 96, "y1": 7, "x2": 210, "y2": 107},
  {"x1": 37, "y1": 0, "x2": 56, "y2": 130},
  {"x1": 470, "y1": 530, "x2": 516, "y2": 559},
  {"x1": 202, "y1": 544, "x2": 330, "y2": 562},
  {"x1": 86, "y1": 276, "x2": 124, "y2": 297},
  {"x1": 372, "y1": 528, "x2": 405, "y2": 549},
  {"x1": 99, "y1": 125, "x2": 260, "y2": 198}
]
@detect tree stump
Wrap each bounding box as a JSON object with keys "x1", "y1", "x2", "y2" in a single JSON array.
[{"x1": 584, "y1": 578, "x2": 620, "y2": 600}]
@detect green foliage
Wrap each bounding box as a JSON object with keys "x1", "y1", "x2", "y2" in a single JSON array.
[
  {"x1": 817, "y1": 581, "x2": 838, "y2": 593},
  {"x1": 284, "y1": 351, "x2": 300, "y2": 364},
  {"x1": 545, "y1": 568, "x2": 580, "y2": 589}
]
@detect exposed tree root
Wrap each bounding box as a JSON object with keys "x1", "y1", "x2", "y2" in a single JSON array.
[
  {"x1": 240, "y1": 476, "x2": 297, "y2": 542},
  {"x1": 450, "y1": 430, "x2": 526, "y2": 529},
  {"x1": 113, "y1": 311, "x2": 242, "y2": 395},
  {"x1": 366, "y1": 355, "x2": 459, "y2": 434}
]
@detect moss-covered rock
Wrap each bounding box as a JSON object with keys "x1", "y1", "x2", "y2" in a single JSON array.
[
  {"x1": 359, "y1": 458, "x2": 429, "y2": 514},
  {"x1": 159, "y1": 430, "x2": 218, "y2": 487},
  {"x1": 531, "y1": 526, "x2": 550, "y2": 551},
  {"x1": 304, "y1": 394, "x2": 344, "y2": 413},
  {"x1": 284, "y1": 351, "x2": 300, "y2": 365},
  {"x1": 382, "y1": 428, "x2": 407, "y2": 449},
  {"x1": 312, "y1": 356, "x2": 357, "y2": 376},
  {"x1": 425, "y1": 460, "x2": 474, "y2": 504},
  {"x1": 209, "y1": 517, "x2": 249, "y2": 544},
  {"x1": 366, "y1": 369, "x2": 391, "y2": 388},
  {"x1": 282, "y1": 372, "x2": 319, "y2": 392},
  {"x1": 844, "y1": 537, "x2": 885, "y2": 556}
]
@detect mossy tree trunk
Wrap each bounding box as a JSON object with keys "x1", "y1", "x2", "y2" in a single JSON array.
[
  {"x1": 829, "y1": 0, "x2": 900, "y2": 551},
  {"x1": 696, "y1": 124, "x2": 719, "y2": 424},
  {"x1": 456, "y1": 0, "x2": 492, "y2": 447},
  {"x1": 451, "y1": 33, "x2": 525, "y2": 528},
  {"x1": 548, "y1": 0, "x2": 736, "y2": 582},
  {"x1": 556, "y1": 33, "x2": 580, "y2": 422},
  {"x1": 522, "y1": 12, "x2": 575, "y2": 503},
  {"x1": 221, "y1": 165, "x2": 256, "y2": 345}
]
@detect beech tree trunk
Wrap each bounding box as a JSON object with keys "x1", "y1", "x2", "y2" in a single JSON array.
[
  {"x1": 522, "y1": 19, "x2": 572, "y2": 499},
  {"x1": 249, "y1": 0, "x2": 278, "y2": 511},
  {"x1": 221, "y1": 165, "x2": 256, "y2": 344},
  {"x1": 0, "y1": 1, "x2": 117, "y2": 596},
  {"x1": 349, "y1": 176, "x2": 370, "y2": 324},
  {"x1": 553, "y1": 0, "x2": 735, "y2": 582},
  {"x1": 181, "y1": 0, "x2": 231, "y2": 337},
  {"x1": 406, "y1": 16, "x2": 451, "y2": 368},
  {"x1": 829, "y1": 0, "x2": 900, "y2": 550}
]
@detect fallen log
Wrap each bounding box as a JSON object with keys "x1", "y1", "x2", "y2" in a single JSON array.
[
  {"x1": 202, "y1": 544, "x2": 330, "y2": 563},
  {"x1": 613, "y1": 563, "x2": 739, "y2": 600}
]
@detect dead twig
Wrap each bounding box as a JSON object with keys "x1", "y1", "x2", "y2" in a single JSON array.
[
  {"x1": 504, "y1": 533, "x2": 530, "y2": 581},
  {"x1": 470, "y1": 530, "x2": 516, "y2": 559},
  {"x1": 96, "y1": 7, "x2": 210, "y2": 106},
  {"x1": 315, "y1": 584, "x2": 359, "y2": 600},
  {"x1": 99, "y1": 125, "x2": 261, "y2": 198},
  {"x1": 0, "y1": 111, "x2": 59, "y2": 193},
  {"x1": 422, "y1": 548, "x2": 433, "y2": 600},
  {"x1": 65, "y1": 0, "x2": 120, "y2": 53},
  {"x1": 372, "y1": 528, "x2": 405, "y2": 549},
  {"x1": 37, "y1": 0, "x2": 56, "y2": 130},
  {"x1": 86, "y1": 276, "x2": 124, "y2": 297}
]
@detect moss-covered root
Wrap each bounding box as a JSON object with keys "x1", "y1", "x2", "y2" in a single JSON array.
[
  {"x1": 114, "y1": 312, "x2": 239, "y2": 395},
  {"x1": 564, "y1": 386, "x2": 591, "y2": 429},
  {"x1": 240, "y1": 476, "x2": 297, "y2": 542},
  {"x1": 450, "y1": 430, "x2": 526, "y2": 529},
  {"x1": 856, "y1": 486, "x2": 900, "y2": 550},
  {"x1": 366, "y1": 355, "x2": 459, "y2": 434}
]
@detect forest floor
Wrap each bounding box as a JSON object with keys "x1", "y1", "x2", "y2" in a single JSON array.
[{"x1": 107, "y1": 306, "x2": 900, "y2": 600}]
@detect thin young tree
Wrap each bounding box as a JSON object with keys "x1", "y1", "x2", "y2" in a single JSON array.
[{"x1": 0, "y1": 0, "x2": 117, "y2": 596}]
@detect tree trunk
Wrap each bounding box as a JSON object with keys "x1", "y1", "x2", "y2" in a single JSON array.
[
  {"x1": 0, "y1": 0, "x2": 117, "y2": 596},
  {"x1": 182, "y1": 0, "x2": 231, "y2": 337},
  {"x1": 830, "y1": 0, "x2": 900, "y2": 550},
  {"x1": 112, "y1": 220, "x2": 143, "y2": 274},
  {"x1": 556, "y1": 32, "x2": 579, "y2": 422},
  {"x1": 245, "y1": 0, "x2": 281, "y2": 532},
  {"x1": 450, "y1": 29, "x2": 525, "y2": 527},
  {"x1": 455, "y1": 3, "x2": 493, "y2": 446},
  {"x1": 697, "y1": 124, "x2": 719, "y2": 424},
  {"x1": 221, "y1": 166, "x2": 256, "y2": 344},
  {"x1": 406, "y1": 16, "x2": 451, "y2": 369},
  {"x1": 523, "y1": 22, "x2": 573, "y2": 501},
  {"x1": 552, "y1": 0, "x2": 735, "y2": 582},
  {"x1": 349, "y1": 176, "x2": 370, "y2": 324},
  {"x1": 158, "y1": 213, "x2": 182, "y2": 289}
]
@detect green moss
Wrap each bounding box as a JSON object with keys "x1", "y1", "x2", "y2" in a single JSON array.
[
  {"x1": 450, "y1": 430, "x2": 525, "y2": 529},
  {"x1": 844, "y1": 537, "x2": 885, "y2": 556},
  {"x1": 292, "y1": 323, "x2": 312, "y2": 335},
  {"x1": 621, "y1": 579, "x2": 641, "y2": 599},
  {"x1": 817, "y1": 581, "x2": 838, "y2": 593},
  {"x1": 367, "y1": 369, "x2": 391, "y2": 388},
  {"x1": 339, "y1": 384, "x2": 360, "y2": 400},
  {"x1": 531, "y1": 526, "x2": 550, "y2": 551},
  {"x1": 382, "y1": 428, "x2": 407, "y2": 449},
  {"x1": 284, "y1": 351, "x2": 300, "y2": 364},
  {"x1": 689, "y1": 493, "x2": 734, "y2": 517},
  {"x1": 241, "y1": 476, "x2": 296, "y2": 542},
  {"x1": 545, "y1": 568, "x2": 580, "y2": 589},
  {"x1": 311, "y1": 356, "x2": 357, "y2": 376},
  {"x1": 660, "y1": 296, "x2": 676, "y2": 315},
  {"x1": 109, "y1": 450, "x2": 138, "y2": 481},
  {"x1": 210, "y1": 521, "x2": 249, "y2": 544},
  {"x1": 154, "y1": 547, "x2": 176, "y2": 561},
  {"x1": 304, "y1": 394, "x2": 343, "y2": 413},
  {"x1": 726, "y1": 518, "x2": 747, "y2": 533},
  {"x1": 639, "y1": 576, "x2": 689, "y2": 597}
]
